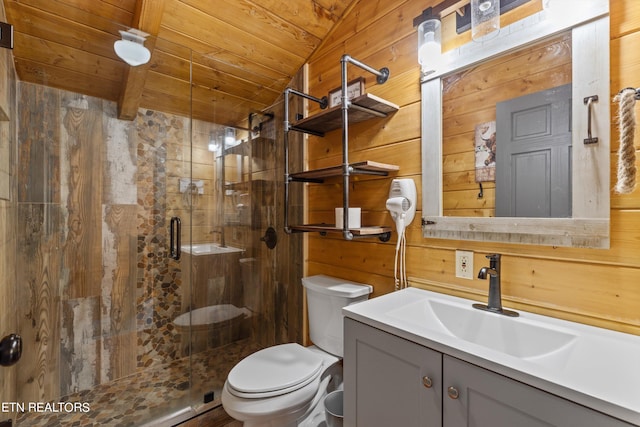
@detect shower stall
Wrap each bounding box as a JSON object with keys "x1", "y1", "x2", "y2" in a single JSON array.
[{"x1": 0, "y1": 24, "x2": 304, "y2": 426}]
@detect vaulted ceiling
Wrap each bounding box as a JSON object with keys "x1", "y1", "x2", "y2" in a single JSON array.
[{"x1": 3, "y1": 0, "x2": 357, "y2": 125}]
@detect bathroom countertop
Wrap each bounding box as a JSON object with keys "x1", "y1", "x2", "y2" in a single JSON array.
[{"x1": 343, "y1": 288, "x2": 640, "y2": 426}]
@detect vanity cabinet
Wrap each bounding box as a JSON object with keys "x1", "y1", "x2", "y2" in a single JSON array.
[
  {"x1": 344, "y1": 318, "x2": 635, "y2": 427},
  {"x1": 442, "y1": 355, "x2": 633, "y2": 427},
  {"x1": 343, "y1": 317, "x2": 442, "y2": 426}
]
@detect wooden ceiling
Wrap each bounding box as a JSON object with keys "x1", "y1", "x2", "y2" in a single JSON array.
[{"x1": 4, "y1": 0, "x2": 357, "y2": 125}]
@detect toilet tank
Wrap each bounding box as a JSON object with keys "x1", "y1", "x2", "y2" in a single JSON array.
[{"x1": 302, "y1": 275, "x2": 372, "y2": 357}]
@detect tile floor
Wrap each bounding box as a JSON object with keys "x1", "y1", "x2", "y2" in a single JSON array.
[{"x1": 15, "y1": 339, "x2": 262, "y2": 427}]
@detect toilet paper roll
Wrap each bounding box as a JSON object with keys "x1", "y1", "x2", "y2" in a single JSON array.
[{"x1": 335, "y1": 207, "x2": 361, "y2": 229}]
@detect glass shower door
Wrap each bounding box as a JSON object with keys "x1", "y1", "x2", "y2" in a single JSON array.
[{"x1": 11, "y1": 28, "x2": 199, "y2": 425}]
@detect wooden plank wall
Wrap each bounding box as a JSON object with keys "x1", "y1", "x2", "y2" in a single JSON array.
[{"x1": 306, "y1": 0, "x2": 640, "y2": 335}]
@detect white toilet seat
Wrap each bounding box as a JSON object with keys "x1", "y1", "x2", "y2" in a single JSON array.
[
  {"x1": 226, "y1": 343, "x2": 324, "y2": 399},
  {"x1": 222, "y1": 275, "x2": 370, "y2": 426},
  {"x1": 222, "y1": 373, "x2": 324, "y2": 422}
]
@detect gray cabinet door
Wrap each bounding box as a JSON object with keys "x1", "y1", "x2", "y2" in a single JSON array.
[
  {"x1": 443, "y1": 355, "x2": 634, "y2": 427},
  {"x1": 495, "y1": 84, "x2": 572, "y2": 217},
  {"x1": 344, "y1": 319, "x2": 442, "y2": 427}
]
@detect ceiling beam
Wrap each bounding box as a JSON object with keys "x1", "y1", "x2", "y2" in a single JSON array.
[{"x1": 117, "y1": 0, "x2": 166, "y2": 120}]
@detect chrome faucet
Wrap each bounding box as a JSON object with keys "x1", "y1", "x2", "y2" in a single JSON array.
[{"x1": 474, "y1": 254, "x2": 519, "y2": 317}]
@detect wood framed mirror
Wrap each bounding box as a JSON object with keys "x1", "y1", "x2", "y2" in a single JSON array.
[{"x1": 421, "y1": 0, "x2": 610, "y2": 248}]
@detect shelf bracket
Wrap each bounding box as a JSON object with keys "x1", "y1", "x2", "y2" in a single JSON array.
[{"x1": 378, "y1": 232, "x2": 391, "y2": 242}]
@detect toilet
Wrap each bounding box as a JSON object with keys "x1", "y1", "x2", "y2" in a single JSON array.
[{"x1": 221, "y1": 274, "x2": 373, "y2": 426}]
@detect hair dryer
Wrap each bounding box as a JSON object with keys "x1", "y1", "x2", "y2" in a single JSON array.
[
  {"x1": 386, "y1": 179, "x2": 417, "y2": 234},
  {"x1": 386, "y1": 179, "x2": 417, "y2": 291},
  {"x1": 386, "y1": 196, "x2": 411, "y2": 238}
]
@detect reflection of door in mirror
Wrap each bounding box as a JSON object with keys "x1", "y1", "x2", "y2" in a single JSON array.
[
  {"x1": 442, "y1": 32, "x2": 571, "y2": 218},
  {"x1": 495, "y1": 84, "x2": 572, "y2": 218}
]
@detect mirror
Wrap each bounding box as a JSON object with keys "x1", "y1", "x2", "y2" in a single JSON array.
[
  {"x1": 421, "y1": 0, "x2": 610, "y2": 248},
  {"x1": 442, "y1": 33, "x2": 572, "y2": 218}
]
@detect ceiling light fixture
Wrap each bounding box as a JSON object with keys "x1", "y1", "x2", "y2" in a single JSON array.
[{"x1": 114, "y1": 29, "x2": 151, "y2": 66}]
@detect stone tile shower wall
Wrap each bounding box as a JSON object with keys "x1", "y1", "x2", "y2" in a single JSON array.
[
  {"x1": 135, "y1": 109, "x2": 188, "y2": 369},
  {"x1": 15, "y1": 82, "x2": 190, "y2": 403}
]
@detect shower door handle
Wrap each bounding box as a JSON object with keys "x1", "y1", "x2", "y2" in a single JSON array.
[{"x1": 170, "y1": 216, "x2": 181, "y2": 260}]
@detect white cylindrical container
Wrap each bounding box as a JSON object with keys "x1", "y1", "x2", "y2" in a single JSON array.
[
  {"x1": 324, "y1": 390, "x2": 344, "y2": 427},
  {"x1": 335, "y1": 207, "x2": 361, "y2": 229}
]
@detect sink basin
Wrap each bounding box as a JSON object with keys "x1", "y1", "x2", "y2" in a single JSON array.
[
  {"x1": 428, "y1": 299, "x2": 577, "y2": 359},
  {"x1": 387, "y1": 296, "x2": 577, "y2": 359}
]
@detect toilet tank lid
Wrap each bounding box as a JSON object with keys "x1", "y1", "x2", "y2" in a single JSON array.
[{"x1": 302, "y1": 274, "x2": 372, "y2": 298}]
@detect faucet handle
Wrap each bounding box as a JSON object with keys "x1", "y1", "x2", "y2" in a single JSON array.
[{"x1": 486, "y1": 253, "x2": 501, "y2": 268}]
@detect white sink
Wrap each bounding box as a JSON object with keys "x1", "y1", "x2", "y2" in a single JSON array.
[
  {"x1": 386, "y1": 296, "x2": 576, "y2": 359},
  {"x1": 430, "y1": 299, "x2": 576, "y2": 359},
  {"x1": 343, "y1": 287, "x2": 640, "y2": 424}
]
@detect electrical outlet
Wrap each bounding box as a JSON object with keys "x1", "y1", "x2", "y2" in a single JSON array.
[{"x1": 455, "y1": 250, "x2": 474, "y2": 280}]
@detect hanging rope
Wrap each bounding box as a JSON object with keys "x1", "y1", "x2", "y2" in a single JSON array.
[{"x1": 613, "y1": 88, "x2": 638, "y2": 194}]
